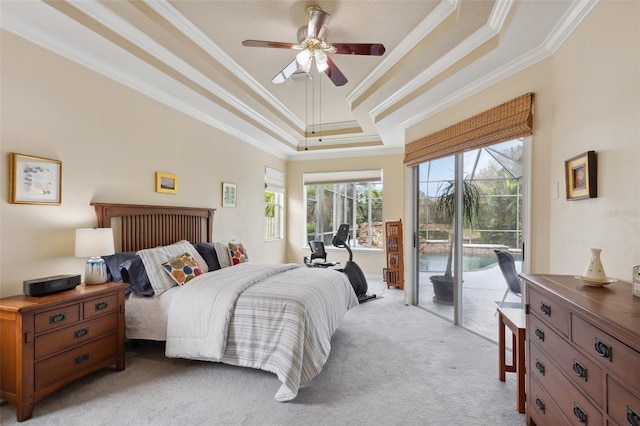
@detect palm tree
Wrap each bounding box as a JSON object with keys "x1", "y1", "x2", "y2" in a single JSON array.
[{"x1": 430, "y1": 180, "x2": 483, "y2": 303}]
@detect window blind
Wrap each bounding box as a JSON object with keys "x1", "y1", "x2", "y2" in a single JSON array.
[
  {"x1": 265, "y1": 167, "x2": 285, "y2": 192},
  {"x1": 404, "y1": 93, "x2": 534, "y2": 166},
  {"x1": 303, "y1": 169, "x2": 383, "y2": 185}
]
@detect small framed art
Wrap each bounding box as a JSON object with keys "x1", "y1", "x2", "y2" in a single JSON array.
[
  {"x1": 565, "y1": 151, "x2": 597, "y2": 200},
  {"x1": 9, "y1": 153, "x2": 62, "y2": 205},
  {"x1": 156, "y1": 172, "x2": 177, "y2": 194},
  {"x1": 222, "y1": 182, "x2": 237, "y2": 207}
]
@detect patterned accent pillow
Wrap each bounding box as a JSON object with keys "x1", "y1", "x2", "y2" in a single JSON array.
[
  {"x1": 137, "y1": 240, "x2": 209, "y2": 297},
  {"x1": 162, "y1": 252, "x2": 203, "y2": 286},
  {"x1": 228, "y1": 242, "x2": 249, "y2": 265}
]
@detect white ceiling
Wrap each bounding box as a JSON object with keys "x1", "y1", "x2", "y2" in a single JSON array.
[{"x1": 1, "y1": 0, "x2": 597, "y2": 160}]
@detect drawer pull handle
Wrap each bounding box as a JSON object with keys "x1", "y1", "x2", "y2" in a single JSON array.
[
  {"x1": 628, "y1": 405, "x2": 640, "y2": 426},
  {"x1": 594, "y1": 338, "x2": 612, "y2": 360},
  {"x1": 535, "y1": 397, "x2": 545, "y2": 413},
  {"x1": 540, "y1": 303, "x2": 551, "y2": 316},
  {"x1": 535, "y1": 328, "x2": 545, "y2": 341},
  {"x1": 535, "y1": 361, "x2": 545, "y2": 375},
  {"x1": 572, "y1": 360, "x2": 587, "y2": 380},
  {"x1": 74, "y1": 327, "x2": 89, "y2": 339},
  {"x1": 74, "y1": 353, "x2": 89, "y2": 365},
  {"x1": 49, "y1": 312, "x2": 67, "y2": 324},
  {"x1": 573, "y1": 403, "x2": 587, "y2": 424},
  {"x1": 95, "y1": 301, "x2": 109, "y2": 311}
]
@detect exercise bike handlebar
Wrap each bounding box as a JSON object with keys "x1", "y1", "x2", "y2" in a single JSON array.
[{"x1": 332, "y1": 224, "x2": 354, "y2": 261}]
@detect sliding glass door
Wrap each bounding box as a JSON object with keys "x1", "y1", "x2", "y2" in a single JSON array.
[{"x1": 415, "y1": 139, "x2": 526, "y2": 340}]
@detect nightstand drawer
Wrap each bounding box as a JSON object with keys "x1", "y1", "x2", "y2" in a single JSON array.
[
  {"x1": 35, "y1": 312, "x2": 118, "y2": 360},
  {"x1": 34, "y1": 333, "x2": 118, "y2": 392},
  {"x1": 528, "y1": 285, "x2": 570, "y2": 336},
  {"x1": 83, "y1": 294, "x2": 118, "y2": 319},
  {"x1": 572, "y1": 314, "x2": 640, "y2": 395},
  {"x1": 34, "y1": 304, "x2": 81, "y2": 333}
]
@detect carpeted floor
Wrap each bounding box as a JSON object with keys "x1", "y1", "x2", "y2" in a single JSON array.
[{"x1": 0, "y1": 281, "x2": 525, "y2": 425}]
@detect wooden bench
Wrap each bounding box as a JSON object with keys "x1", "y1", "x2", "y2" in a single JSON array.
[{"x1": 497, "y1": 306, "x2": 526, "y2": 414}]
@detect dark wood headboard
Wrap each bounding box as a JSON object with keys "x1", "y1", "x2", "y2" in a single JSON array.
[{"x1": 92, "y1": 203, "x2": 215, "y2": 252}]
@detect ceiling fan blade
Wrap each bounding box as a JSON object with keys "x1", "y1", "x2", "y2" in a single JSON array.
[
  {"x1": 307, "y1": 7, "x2": 331, "y2": 40},
  {"x1": 324, "y1": 57, "x2": 347, "y2": 87},
  {"x1": 272, "y1": 58, "x2": 300, "y2": 84},
  {"x1": 332, "y1": 43, "x2": 386, "y2": 56},
  {"x1": 242, "y1": 40, "x2": 297, "y2": 50}
]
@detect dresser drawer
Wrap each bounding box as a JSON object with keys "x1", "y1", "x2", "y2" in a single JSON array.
[
  {"x1": 34, "y1": 333, "x2": 118, "y2": 392},
  {"x1": 529, "y1": 342, "x2": 602, "y2": 425},
  {"x1": 529, "y1": 375, "x2": 569, "y2": 426},
  {"x1": 528, "y1": 314, "x2": 603, "y2": 406},
  {"x1": 34, "y1": 304, "x2": 81, "y2": 333},
  {"x1": 83, "y1": 294, "x2": 118, "y2": 319},
  {"x1": 528, "y1": 284, "x2": 570, "y2": 336},
  {"x1": 607, "y1": 376, "x2": 640, "y2": 426},
  {"x1": 572, "y1": 314, "x2": 640, "y2": 395},
  {"x1": 35, "y1": 313, "x2": 118, "y2": 360}
]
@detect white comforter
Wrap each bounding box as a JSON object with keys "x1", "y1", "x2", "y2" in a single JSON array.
[{"x1": 165, "y1": 262, "x2": 357, "y2": 401}]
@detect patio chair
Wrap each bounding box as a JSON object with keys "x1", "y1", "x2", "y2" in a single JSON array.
[
  {"x1": 494, "y1": 249, "x2": 522, "y2": 307},
  {"x1": 304, "y1": 241, "x2": 340, "y2": 268}
]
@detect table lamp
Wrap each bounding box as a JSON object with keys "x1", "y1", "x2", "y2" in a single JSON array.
[{"x1": 75, "y1": 228, "x2": 115, "y2": 284}]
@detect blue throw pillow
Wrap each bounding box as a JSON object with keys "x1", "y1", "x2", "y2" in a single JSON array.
[
  {"x1": 119, "y1": 256, "x2": 154, "y2": 297},
  {"x1": 102, "y1": 251, "x2": 137, "y2": 282},
  {"x1": 194, "y1": 242, "x2": 222, "y2": 271}
]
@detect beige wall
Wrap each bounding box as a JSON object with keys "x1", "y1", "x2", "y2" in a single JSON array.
[
  {"x1": 2, "y1": 1, "x2": 638, "y2": 300},
  {"x1": 0, "y1": 31, "x2": 287, "y2": 297},
  {"x1": 407, "y1": 0, "x2": 639, "y2": 281},
  {"x1": 286, "y1": 154, "x2": 405, "y2": 277}
]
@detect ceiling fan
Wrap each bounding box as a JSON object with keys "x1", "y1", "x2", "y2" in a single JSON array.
[{"x1": 242, "y1": 6, "x2": 385, "y2": 87}]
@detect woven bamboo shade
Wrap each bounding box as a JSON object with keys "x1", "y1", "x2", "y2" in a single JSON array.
[{"x1": 404, "y1": 93, "x2": 534, "y2": 166}]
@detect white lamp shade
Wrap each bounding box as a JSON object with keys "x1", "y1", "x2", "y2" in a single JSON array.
[{"x1": 75, "y1": 228, "x2": 115, "y2": 257}]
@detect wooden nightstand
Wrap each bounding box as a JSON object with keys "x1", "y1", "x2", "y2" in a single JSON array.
[{"x1": 0, "y1": 282, "x2": 127, "y2": 421}]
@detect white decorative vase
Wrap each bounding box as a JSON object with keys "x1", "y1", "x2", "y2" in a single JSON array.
[{"x1": 583, "y1": 248, "x2": 607, "y2": 281}]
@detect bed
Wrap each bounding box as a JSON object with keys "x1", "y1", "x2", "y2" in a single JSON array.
[{"x1": 92, "y1": 202, "x2": 358, "y2": 401}]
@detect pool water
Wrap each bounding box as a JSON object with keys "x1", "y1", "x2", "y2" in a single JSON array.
[{"x1": 419, "y1": 253, "x2": 498, "y2": 272}]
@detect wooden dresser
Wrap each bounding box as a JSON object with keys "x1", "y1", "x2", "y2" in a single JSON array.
[
  {"x1": 521, "y1": 274, "x2": 640, "y2": 426},
  {"x1": 0, "y1": 282, "x2": 127, "y2": 421}
]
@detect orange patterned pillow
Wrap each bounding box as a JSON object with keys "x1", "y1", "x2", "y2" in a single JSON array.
[{"x1": 161, "y1": 252, "x2": 203, "y2": 286}]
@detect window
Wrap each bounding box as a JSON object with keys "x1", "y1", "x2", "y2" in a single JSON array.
[
  {"x1": 265, "y1": 167, "x2": 284, "y2": 240},
  {"x1": 304, "y1": 170, "x2": 383, "y2": 248}
]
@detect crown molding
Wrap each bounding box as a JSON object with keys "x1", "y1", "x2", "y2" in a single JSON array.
[
  {"x1": 346, "y1": 0, "x2": 458, "y2": 107},
  {"x1": 145, "y1": 0, "x2": 306, "y2": 132},
  {"x1": 399, "y1": 0, "x2": 598, "y2": 131},
  {"x1": 370, "y1": 0, "x2": 515, "y2": 122}
]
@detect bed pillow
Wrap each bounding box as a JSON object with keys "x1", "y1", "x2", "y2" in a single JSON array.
[
  {"x1": 137, "y1": 240, "x2": 209, "y2": 297},
  {"x1": 214, "y1": 241, "x2": 232, "y2": 268},
  {"x1": 194, "y1": 242, "x2": 222, "y2": 271},
  {"x1": 228, "y1": 242, "x2": 249, "y2": 265},
  {"x1": 102, "y1": 251, "x2": 137, "y2": 282},
  {"x1": 119, "y1": 256, "x2": 154, "y2": 297},
  {"x1": 162, "y1": 252, "x2": 203, "y2": 286}
]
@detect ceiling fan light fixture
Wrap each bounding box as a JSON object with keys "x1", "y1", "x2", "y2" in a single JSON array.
[
  {"x1": 296, "y1": 49, "x2": 312, "y2": 72},
  {"x1": 314, "y1": 50, "x2": 329, "y2": 72}
]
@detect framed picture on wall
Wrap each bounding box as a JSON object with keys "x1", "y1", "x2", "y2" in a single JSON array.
[
  {"x1": 222, "y1": 182, "x2": 237, "y2": 207},
  {"x1": 9, "y1": 153, "x2": 62, "y2": 205},
  {"x1": 565, "y1": 151, "x2": 597, "y2": 200},
  {"x1": 156, "y1": 172, "x2": 178, "y2": 194}
]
